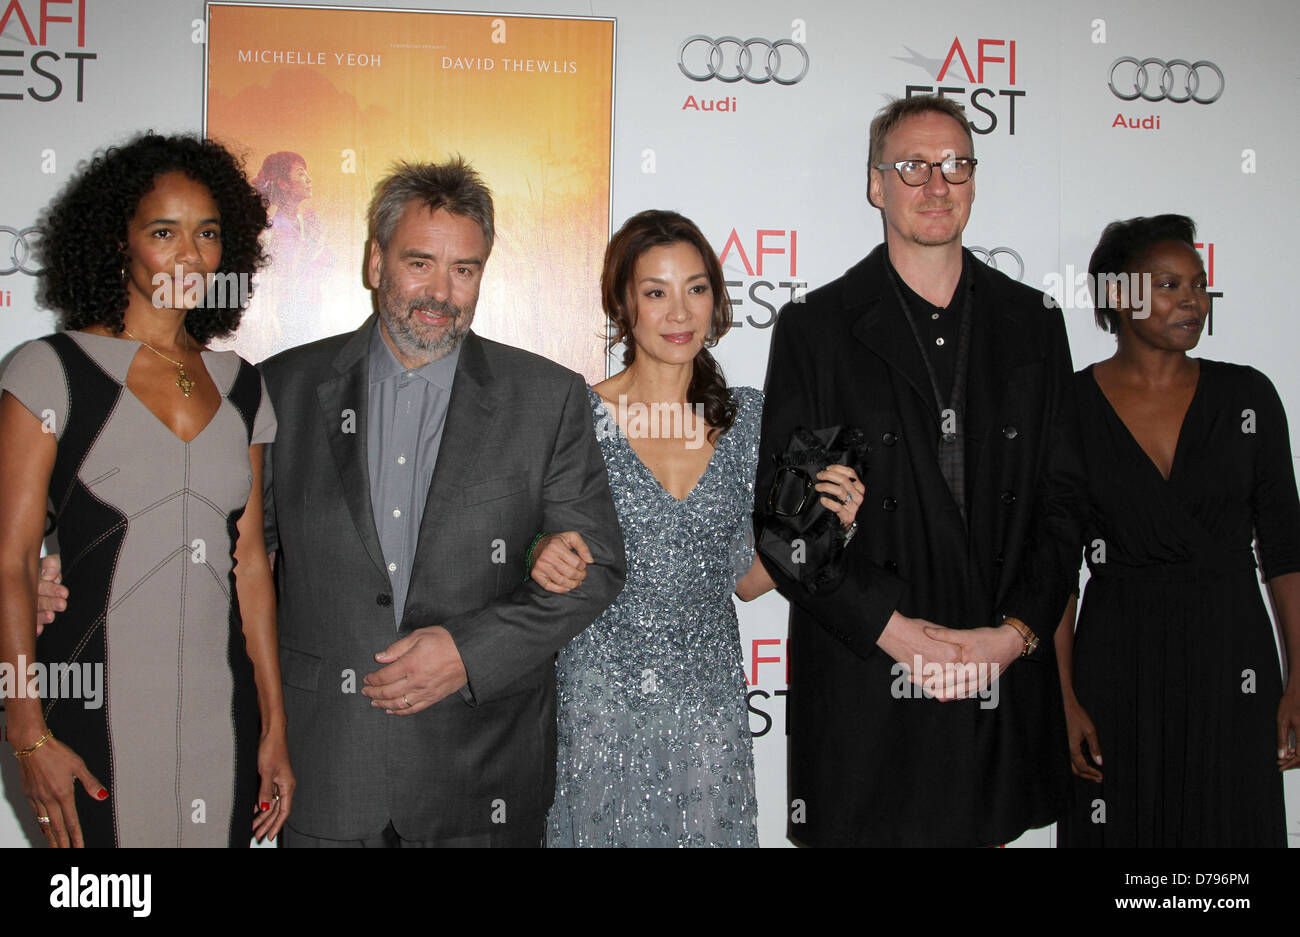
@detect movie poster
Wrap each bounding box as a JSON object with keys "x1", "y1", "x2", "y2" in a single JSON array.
[{"x1": 204, "y1": 3, "x2": 615, "y2": 380}]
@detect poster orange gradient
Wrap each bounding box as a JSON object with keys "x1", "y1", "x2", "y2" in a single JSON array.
[{"x1": 204, "y1": 3, "x2": 614, "y2": 380}]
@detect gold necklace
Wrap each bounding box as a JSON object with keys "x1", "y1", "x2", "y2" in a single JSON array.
[{"x1": 122, "y1": 328, "x2": 197, "y2": 397}]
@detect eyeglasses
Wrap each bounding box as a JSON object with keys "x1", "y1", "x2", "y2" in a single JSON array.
[{"x1": 873, "y1": 157, "x2": 977, "y2": 186}]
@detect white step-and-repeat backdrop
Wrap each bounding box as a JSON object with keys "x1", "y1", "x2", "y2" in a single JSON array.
[{"x1": 2, "y1": 0, "x2": 1297, "y2": 847}]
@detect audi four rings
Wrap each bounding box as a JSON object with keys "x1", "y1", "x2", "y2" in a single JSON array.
[
  {"x1": 1108, "y1": 57, "x2": 1224, "y2": 104},
  {"x1": 0, "y1": 226, "x2": 42, "y2": 276},
  {"x1": 678, "y1": 35, "x2": 809, "y2": 85},
  {"x1": 968, "y1": 246, "x2": 1025, "y2": 282}
]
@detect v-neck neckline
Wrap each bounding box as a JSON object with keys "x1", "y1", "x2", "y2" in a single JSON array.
[
  {"x1": 591, "y1": 389, "x2": 722, "y2": 504},
  {"x1": 1087, "y1": 362, "x2": 1204, "y2": 484},
  {"x1": 75, "y1": 331, "x2": 224, "y2": 445}
]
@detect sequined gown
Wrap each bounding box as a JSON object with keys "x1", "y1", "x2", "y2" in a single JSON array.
[{"x1": 547, "y1": 387, "x2": 762, "y2": 847}]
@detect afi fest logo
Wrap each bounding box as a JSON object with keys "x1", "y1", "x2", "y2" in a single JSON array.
[
  {"x1": 896, "y1": 36, "x2": 1024, "y2": 134},
  {"x1": 717, "y1": 228, "x2": 805, "y2": 329},
  {"x1": 1196, "y1": 240, "x2": 1222, "y2": 335},
  {"x1": 1108, "y1": 57, "x2": 1224, "y2": 131},
  {"x1": 746, "y1": 638, "x2": 787, "y2": 738},
  {"x1": 0, "y1": 0, "x2": 99, "y2": 103}
]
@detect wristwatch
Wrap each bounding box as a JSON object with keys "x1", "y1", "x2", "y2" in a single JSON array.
[{"x1": 1001, "y1": 616, "x2": 1039, "y2": 657}]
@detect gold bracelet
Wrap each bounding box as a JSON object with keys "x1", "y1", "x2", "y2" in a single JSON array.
[
  {"x1": 14, "y1": 730, "x2": 54, "y2": 759},
  {"x1": 1002, "y1": 616, "x2": 1039, "y2": 657}
]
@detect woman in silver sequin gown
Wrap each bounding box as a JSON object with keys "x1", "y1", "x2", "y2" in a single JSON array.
[{"x1": 533, "y1": 212, "x2": 863, "y2": 847}]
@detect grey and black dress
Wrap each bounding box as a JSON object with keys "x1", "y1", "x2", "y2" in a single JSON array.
[
  {"x1": 547, "y1": 386, "x2": 761, "y2": 847},
  {"x1": 0, "y1": 331, "x2": 275, "y2": 847}
]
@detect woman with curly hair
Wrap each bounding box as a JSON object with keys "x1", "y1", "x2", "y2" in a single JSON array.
[
  {"x1": 530, "y1": 210, "x2": 863, "y2": 846},
  {"x1": 0, "y1": 132, "x2": 294, "y2": 847}
]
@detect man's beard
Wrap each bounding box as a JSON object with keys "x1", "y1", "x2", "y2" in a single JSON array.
[
  {"x1": 377, "y1": 277, "x2": 471, "y2": 362},
  {"x1": 911, "y1": 229, "x2": 961, "y2": 247},
  {"x1": 910, "y1": 202, "x2": 962, "y2": 247}
]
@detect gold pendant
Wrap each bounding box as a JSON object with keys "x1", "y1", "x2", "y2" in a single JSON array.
[{"x1": 175, "y1": 365, "x2": 195, "y2": 398}]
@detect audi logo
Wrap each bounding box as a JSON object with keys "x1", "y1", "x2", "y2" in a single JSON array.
[
  {"x1": 1108, "y1": 57, "x2": 1224, "y2": 104},
  {"x1": 1, "y1": 225, "x2": 42, "y2": 276},
  {"x1": 678, "y1": 35, "x2": 809, "y2": 85},
  {"x1": 969, "y1": 246, "x2": 1024, "y2": 281}
]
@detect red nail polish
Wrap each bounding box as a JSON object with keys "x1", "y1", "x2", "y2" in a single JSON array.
[
  {"x1": 96, "y1": 789, "x2": 108, "y2": 801},
  {"x1": 260, "y1": 801, "x2": 271, "y2": 811}
]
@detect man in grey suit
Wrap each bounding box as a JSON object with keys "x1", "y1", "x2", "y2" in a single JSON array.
[{"x1": 258, "y1": 158, "x2": 625, "y2": 847}]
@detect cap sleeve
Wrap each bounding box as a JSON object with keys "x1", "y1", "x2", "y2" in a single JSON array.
[
  {"x1": 0, "y1": 338, "x2": 68, "y2": 440},
  {"x1": 251, "y1": 373, "x2": 277, "y2": 446}
]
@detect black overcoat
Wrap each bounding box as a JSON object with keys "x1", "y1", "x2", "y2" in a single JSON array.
[{"x1": 756, "y1": 245, "x2": 1085, "y2": 846}]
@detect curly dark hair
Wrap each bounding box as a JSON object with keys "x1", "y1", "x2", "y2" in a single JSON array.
[
  {"x1": 601, "y1": 209, "x2": 736, "y2": 442},
  {"x1": 36, "y1": 132, "x2": 269, "y2": 344},
  {"x1": 1088, "y1": 214, "x2": 1197, "y2": 333}
]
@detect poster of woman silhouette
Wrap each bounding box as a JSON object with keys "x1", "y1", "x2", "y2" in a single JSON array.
[{"x1": 204, "y1": 4, "x2": 614, "y2": 381}]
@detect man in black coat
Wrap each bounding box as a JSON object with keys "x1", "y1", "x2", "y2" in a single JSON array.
[{"x1": 756, "y1": 95, "x2": 1085, "y2": 846}]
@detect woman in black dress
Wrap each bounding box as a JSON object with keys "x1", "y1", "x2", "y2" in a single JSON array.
[{"x1": 1056, "y1": 214, "x2": 1300, "y2": 846}]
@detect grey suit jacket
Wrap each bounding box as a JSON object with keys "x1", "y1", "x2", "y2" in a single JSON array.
[{"x1": 259, "y1": 317, "x2": 625, "y2": 841}]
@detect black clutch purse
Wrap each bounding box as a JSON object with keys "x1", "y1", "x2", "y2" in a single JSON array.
[{"x1": 756, "y1": 425, "x2": 869, "y2": 593}]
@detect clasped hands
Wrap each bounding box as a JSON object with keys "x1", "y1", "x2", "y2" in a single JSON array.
[{"x1": 877, "y1": 611, "x2": 1024, "y2": 701}]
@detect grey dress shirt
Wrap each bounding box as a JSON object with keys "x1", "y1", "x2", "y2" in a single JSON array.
[{"x1": 366, "y1": 326, "x2": 462, "y2": 625}]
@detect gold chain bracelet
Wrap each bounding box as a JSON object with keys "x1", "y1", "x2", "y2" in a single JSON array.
[{"x1": 13, "y1": 731, "x2": 54, "y2": 759}]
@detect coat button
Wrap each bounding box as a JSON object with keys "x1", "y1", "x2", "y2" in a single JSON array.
[
  {"x1": 1002, "y1": 425, "x2": 1018, "y2": 439},
  {"x1": 994, "y1": 553, "x2": 1005, "y2": 567},
  {"x1": 942, "y1": 432, "x2": 957, "y2": 444},
  {"x1": 882, "y1": 496, "x2": 897, "y2": 511},
  {"x1": 882, "y1": 432, "x2": 898, "y2": 446},
  {"x1": 1001, "y1": 490, "x2": 1017, "y2": 505},
  {"x1": 376, "y1": 593, "x2": 393, "y2": 607},
  {"x1": 883, "y1": 559, "x2": 898, "y2": 573}
]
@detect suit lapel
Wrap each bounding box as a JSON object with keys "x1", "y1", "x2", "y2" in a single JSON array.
[
  {"x1": 424, "y1": 331, "x2": 498, "y2": 511},
  {"x1": 849, "y1": 247, "x2": 938, "y2": 419},
  {"x1": 316, "y1": 316, "x2": 387, "y2": 577},
  {"x1": 403, "y1": 332, "x2": 499, "y2": 622}
]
